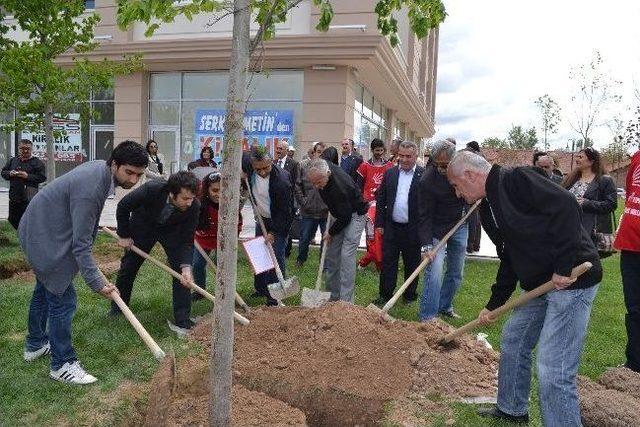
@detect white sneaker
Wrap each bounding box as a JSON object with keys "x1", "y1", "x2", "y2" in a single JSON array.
[
  {"x1": 50, "y1": 361, "x2": 97, "y2": 385},
  {"x1": 24, "y1": 342, "x2": 51, "y2": 362}
]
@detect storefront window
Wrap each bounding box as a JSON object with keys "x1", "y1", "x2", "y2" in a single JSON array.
[
  {"x1": 151, "y1": 70, "x2": 304, "y2": 168},
  {"x1": 352, "y1": 85, "x2": 389, "y2": 160}
]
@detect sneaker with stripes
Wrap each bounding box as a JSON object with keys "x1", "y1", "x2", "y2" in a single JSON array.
[
  {"x1": 23, "y1": 342, "x2": 51, "y2": 362},
  {"x1": 49, "y1": 361, "x2": 97, "y2": 385}
]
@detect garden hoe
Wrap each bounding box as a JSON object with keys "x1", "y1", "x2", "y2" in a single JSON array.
[
  {"x1": 243, "y1": 178, "x2": 300, "y2": 301},
  {"x1": 102, "y1": 227, "x2": 250, "y2": 326},
  {"x1": 193, "y1": 240, "x2": 251, "y2": 314},
  {"x1": 439, "y1": 261, "x2": 593, "y2": 348},
  {"x1": 97, "y1": 269, "x2": 166, "y2": 360},
  {"x1": 367, "y1": 200, "x2": 482, "y2": 321},
  {"x1": 301, "y1": 215, "x2": 333, "y2": 308}
]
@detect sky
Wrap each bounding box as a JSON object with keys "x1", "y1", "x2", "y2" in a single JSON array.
[{"x1": 433, "y1": 0, "x2": 640, "y2": 150}]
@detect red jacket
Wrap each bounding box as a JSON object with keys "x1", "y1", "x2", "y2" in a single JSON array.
[
  {"x1": 195, "y1": 204, "x2": 242, "y2": 251},
  {"x1": 614, "y1": 151, "x2": 640, "y2": 252}
]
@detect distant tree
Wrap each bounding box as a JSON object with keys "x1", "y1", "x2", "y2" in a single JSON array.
[
  {"x1": 534, "y1": 94, "x2": 561, "y2": 149},
  {"x1": 506, "y1": 125, "x2": 538, "y2": 150},
  {"x1": 482, "y1": 136, "x2": 507, "y2": 149},
  {"x1": 568, "y1": 50, "x2": 622, "y2": 148}
]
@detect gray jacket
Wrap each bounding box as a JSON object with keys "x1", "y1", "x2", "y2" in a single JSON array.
[
  {"x1": 19, "y1": 161, "x2": 112, "y2": 295},
  {"x1": 295, "y1": 159, "x2": 328, "y2": 219}
]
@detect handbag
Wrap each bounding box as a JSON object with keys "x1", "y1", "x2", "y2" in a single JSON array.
[{"x1": 594, "y1": 212, "x2": 617, "y2": 258}]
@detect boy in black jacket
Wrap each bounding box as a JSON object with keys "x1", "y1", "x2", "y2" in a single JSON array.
[
  {"x1": 110, "y1": 171, "x2": 200, "y2": 332},
  {"x1": 447, "y1": 150, "x2": 601, "y2": 427}
]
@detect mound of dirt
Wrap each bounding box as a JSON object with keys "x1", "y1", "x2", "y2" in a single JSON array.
[
  {"x1": 597, "y1": 366, "x2": 640, "y2": 400},
  {"x1": 579, "y1": 375, "x2": 640, "y2": 427},
  {"x1": 146, "y1": 355, "x2": 307, "y2": 426},
  {"x1": 191, "y1": 302, "x2": 498, "y2": 426},
  {"x1": 0, "y1": 258, "x2": 30, "y2": 279}
]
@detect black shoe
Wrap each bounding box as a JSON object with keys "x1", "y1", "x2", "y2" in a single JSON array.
[
  {"x1": 372, "y1": 297, "x2": 388, "y2": 308},
  {"x1": 175, "y1": 319, "x2": 196, "y2": 330},
  {"x1": 266, "y1": 297, "x2": 279, "y2": 307},
  {"x1": 440, "y1": 310, "x2": 462, "y2": 319},
  {"x1": 192, "y1": 291, "x2": 205, "y2": 301},
  {"x1": 403, "y1": 294, "x2": 418, "y2": 303},
  {"x1": 477, "y1": 407, "x2": 529, "y2": 424}
]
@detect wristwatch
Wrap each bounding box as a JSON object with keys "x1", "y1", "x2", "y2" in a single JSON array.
[{"x1": 421, "y1": 244, "x2": 433, "y2": 254}]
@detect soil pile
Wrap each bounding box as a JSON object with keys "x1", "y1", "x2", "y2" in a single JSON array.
[
  {"x1": 579, "y1": 367, "x2": 640, "y2": 427},
  {"x1": 191, "y1": 302, "x2": 498, "y2": 426}
]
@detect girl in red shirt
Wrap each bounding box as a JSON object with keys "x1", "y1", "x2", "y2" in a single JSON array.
[{"x1": 192, "y1": 172, "x2": 243, "y2": 300}]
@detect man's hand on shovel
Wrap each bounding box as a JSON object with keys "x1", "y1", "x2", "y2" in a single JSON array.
[
  {"x1": 98, "y1": 282, "x2": 119, "y2": 300},
  {"x1": 180, "y1": 267, "x2": 194, "y2": 289},
  {"x1": 117, "y1": 237, "x2": 134, "y2": 249},
  {"x1": 323, "y1": 231, "x2": 332, "y2": 244},
  {"x1": 552, "y1": 273, "x2": 575, "y2": 290},
  {"x1": 477, "y1": 308, "x2": 497, "y2": 326}
]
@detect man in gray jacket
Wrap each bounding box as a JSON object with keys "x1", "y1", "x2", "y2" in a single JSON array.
[{"x1": 18, "y1": 140, "x2": 148, "y2": 385}]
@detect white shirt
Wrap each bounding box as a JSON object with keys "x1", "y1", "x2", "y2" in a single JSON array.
[
  {"x1": 391, "y1": 165, "x2": 416, "y2": 223},
  {"x1": 278, "y1": 155, "x2": 288, "y2": 170},
  {"x1": 254, "y1": 174, "x2": 271, "y2": 218}
]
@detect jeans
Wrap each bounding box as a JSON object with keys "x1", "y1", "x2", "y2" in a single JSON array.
[
  {"x1": 621, "y1": 251, "x2": 640, "y2": 372},
  {"x1": 324, "y1": 213, "x2": 366, "y2": 303},
  {"x1": 192, "y1": 247, "x2": 215, "y2": 291},
  {"x1": 254, "y1": 219, "x2": 287, "y2": 298},
  {"x1": 26, "y1": 279, "x2": 77, "y2": 370},
  {"x1": 297, "y1": 216, "x2": 327, "y2": 264},
  {"x1": 497, "y1": 285, "x2": 599, "y2": 426},
  {"x1": 418, "y1": 223, "x2": 468, "y2": 321}
]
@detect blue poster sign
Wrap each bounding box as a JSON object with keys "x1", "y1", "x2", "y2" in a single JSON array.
[{"x1": 194, "y1": 109, "x2": 294, "y2": 165}]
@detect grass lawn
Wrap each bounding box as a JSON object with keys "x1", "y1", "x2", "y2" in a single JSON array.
[{"x1": 0, "y1": 220, "x2": 627, "y2": 426}]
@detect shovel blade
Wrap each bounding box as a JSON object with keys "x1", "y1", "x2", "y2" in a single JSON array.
[
  {"x1": 301, "y1": 287, "x2": 331, "y2": 308},
  {"x1": 268, "y1": 277, "x2": 300, "y2": 301}
]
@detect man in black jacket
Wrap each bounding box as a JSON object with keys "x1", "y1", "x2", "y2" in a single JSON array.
[
  {"x1": 247, "y1": 147, "x2": 293, "y2": 306},
  {"x1": 111, "y1": 171, "x2": 200, "y2": 333},
  {"x1": 340, "y1": 138, "x2": 363, "y2": 182},
  {"x1": 375, "y1": 141, "x2": 424, "y2": 304},
  {"x1": 306, "y1": 158, "x2": 368, "y2": 302},
  {"x1": 1, "y1": 139, "x2": 46, "y2": 229},
  {"x1": 447, "y1": 150, "x2": 602, "y2": 427},
  {"x1": 418, "y1": 140, "x2": 469, "y2": 321},
  {"x1": 275, "y1": 141, "x2": 299, "y2": 258}
]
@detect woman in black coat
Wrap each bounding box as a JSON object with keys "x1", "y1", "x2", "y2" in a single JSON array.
[{"x1": 562, "y1": 147, "x2": 617, "y2": 237}]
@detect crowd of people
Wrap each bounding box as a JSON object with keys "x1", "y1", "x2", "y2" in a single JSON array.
[{"x1": 4, "y1": 135, "x2": 640, "y2": 426}]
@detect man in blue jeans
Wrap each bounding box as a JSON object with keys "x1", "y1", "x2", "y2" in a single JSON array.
[
  {"x1": 447, "y1": 150, "x2": 602, "y2": 426},
  {"x1": 18, "y1": 141, "x2": 148, "y2": 384},
  {"x1": 418, "y1": 140, "x2": 469, "y2": 321},
  {"x1": 246, "y1": 146, "x2": 293, "y2": 306}
]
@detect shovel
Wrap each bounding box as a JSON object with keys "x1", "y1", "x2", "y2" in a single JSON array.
[
  {"x1": 193, "y1": 240, "x2": 251, "y2": 314},
  {"x1": 102, "y1": 227, "x2": 250, "y2": 326},
  {"x1": 367, "y1": 200, "x2": 482, "y2": 321},
  {"x1": 243, "y1": 177, "x2": 299, "y2": 301},
  {"x1": 440, "y1": 261, "x2": 593, "y2": 345},
  {"x1": 301, "y1": 215, "x2": 333, "y2": 308},
  {"x1": 98, "y1": 269, "x2": 166, "y2": 360}
]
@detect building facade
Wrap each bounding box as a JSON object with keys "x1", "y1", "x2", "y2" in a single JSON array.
[{"x1": 1, "y1": 0, "x2": 438, "y2": 182}]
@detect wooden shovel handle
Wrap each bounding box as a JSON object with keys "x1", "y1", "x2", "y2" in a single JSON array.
[
  {"x1": 442, "y1": 261, "x2": 593, "y2": 343},
  {"x1": 193, "y1": 240, "x2": 250, "y2": 312},
  {"x1": 382, "y1": 199, "x2": 482, "y2": 313},
  {"x1": 98, "y1": 270, "x2": 165, "y2": 360},
  {"x1": 101, "y1": 227, "x2": 249, "y2": 326},
  {"x1": 242, "y1": 177, "x2": 286, "y2": 283},
  {"x1": 315, "y1": 214, "x2": 332, "y2": 291}
]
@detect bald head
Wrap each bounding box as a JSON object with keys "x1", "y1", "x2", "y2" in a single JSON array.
[{"x1": 534, "y1": 155, "x2": 554, "y2": 176}]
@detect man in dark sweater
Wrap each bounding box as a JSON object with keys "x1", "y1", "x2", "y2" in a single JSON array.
[
  {"x1": 1, "y1": 139, "x2": 46, "y2": 229},
  {"x1": 418, "y1": 140, "x2": 469, "y2": 321},
  {"x1": 306, "y1": 157, "x2": 368, "y2": 302},
  {"x1": 111, "y1": 171, "x2": 200, "y2": 333},
  {"x1": 447, "y1": 150, "x2": 602, "y2": 426}
]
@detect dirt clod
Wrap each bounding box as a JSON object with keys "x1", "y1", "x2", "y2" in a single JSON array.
[{"x1": 579, "y1": 375, "x2": 640, "y2": 427}]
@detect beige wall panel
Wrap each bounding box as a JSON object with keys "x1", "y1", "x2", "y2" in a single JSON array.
[
  {"x1": 303, "y1": 103, "x2": 347, "y2": 123},
  {"x1": 304, "y1": 83, "x2": 348, "y2": 104}
]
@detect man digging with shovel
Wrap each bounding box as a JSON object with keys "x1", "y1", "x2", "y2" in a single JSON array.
[{"x1": 446, "y1": 150, "x2": 602, "y2": 426}]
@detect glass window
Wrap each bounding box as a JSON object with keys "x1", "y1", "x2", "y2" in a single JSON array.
[
  {"x1": 150, "y1": 101, "x2": 180, "y2": 125},
  {"x1": 362, "y1": 90, "x2": 373, "y2": 120},
  {"x1": 182, "y1": 73, "x2": 228, "y2": 100},
  {"x1": 91, "y1": 102, "x2": 114, "y2": 125},
  {"x1": 85, "y1": 0, "x2": 95, "y2": 9},
  {"x1": 150, "y1": 73, "x2": 181, "y2": 100},
  {"x1": 93, "y1": 86, "x2": 114, "y2": 101},
  {"x1": 246, "y1": 71, "x2": 304, "y2": 100}
]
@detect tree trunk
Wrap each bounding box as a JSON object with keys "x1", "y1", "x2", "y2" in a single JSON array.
[
  {"x1": 209, "y1": 0, "x2": 250, "y2": 426},
  {"x1": 44, "y1": 104, "x2": 55, "y2": 182}
]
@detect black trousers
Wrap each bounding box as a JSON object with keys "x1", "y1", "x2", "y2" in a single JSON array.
[
  {"x1": 621, "y1": 250, "x2": 640, "y2": 372},
  {"x1": 467, "y1": 210, "x2": 481, "y2": 252},
  {"x1": 8, "y1": 200, "x2": 28, "y2": 230},
  {"x1": 112, "y1": 229, "x2": 191, "y2": 325},
  {"x1": 379, "y1": 221, "x2": 421, "y2": 301}
]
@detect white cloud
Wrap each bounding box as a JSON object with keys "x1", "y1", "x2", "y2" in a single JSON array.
[{"x1": 434, "y1": 0, "x2": 640, "y2": 150}]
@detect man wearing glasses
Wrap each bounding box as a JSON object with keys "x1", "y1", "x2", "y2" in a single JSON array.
[
  {"x1": 1, "y1": 139, "x2": 46, "y2": 229},
  {"x1": 418, "y1": 139, "x2": 470, "y2": 321}
]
